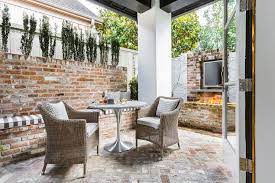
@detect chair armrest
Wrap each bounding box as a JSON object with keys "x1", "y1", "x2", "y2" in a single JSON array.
[
  {"x1": 69, "y1": 110, "x2": 99, "y2": 123},
  {"x1": 45, "y1": 119, "x2": 87, "y2": 150},
  {"x1": 138, "y1": 105, "x2": 155, "y2": 118},
  {"x1": 64, "y1": 102, "x2": 99, "y2": 123},
  {"x1": 160, "y1": 109, "x2": 180, "y2": 129},
  {"x1": 159, "y1": 110, "x2": 180, "y2": 147}
]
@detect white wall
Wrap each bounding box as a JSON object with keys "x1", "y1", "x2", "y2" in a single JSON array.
[
  {"x1": 172, "y1": 54, "x2": 187, "y2": 100},
  {"x1": 1, "y1": 0, "x2": 91, "y2": 32},
  {"x1": 256, "y1": 0, "x2": 275, "y2": 182}
]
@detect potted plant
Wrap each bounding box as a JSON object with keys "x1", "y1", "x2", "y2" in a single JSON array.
[{"x1": 129, "y1": 77, "x2": 138, "y2": 100}]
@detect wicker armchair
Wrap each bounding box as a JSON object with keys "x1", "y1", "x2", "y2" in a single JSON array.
[
  {"x1": 38, "y1": 101, "x2": 99, "y2": 177},
  {"x1": 136, "y1": 96, "x2": 183, "y2": 158}
]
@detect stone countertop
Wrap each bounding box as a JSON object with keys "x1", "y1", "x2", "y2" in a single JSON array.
[
  {"x1": 185, "y1": 101, "x2": 236, "y2": 107},
  {"x1": 190, "y1": 89, "x2": 223, "y2": 93}
]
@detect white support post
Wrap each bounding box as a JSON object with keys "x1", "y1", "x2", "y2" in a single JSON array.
[{"x1": 137, "y1": 0, "x2": 172, "y2": 103}]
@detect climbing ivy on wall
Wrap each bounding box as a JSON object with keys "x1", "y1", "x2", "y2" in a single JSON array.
[
  {"x1": 86, "y1": 32, "x2": 97, "y2": 63},
  {"x1": 99, "y1": 37, "x2": 109, "y2": 65},
  {"x1": 79, "y1": 31, "x2": 85, "y2": 61},
  {"x1": 111, "y1": 38, "x2": 120, "y2": 66},
  {"x1": 49, "y1": 24, "x2": 57, "y2": 58},
  {"x1": 73, "y1": 29, "x2": 79, "y2": 61},
  {"x1": 61, "y1": 20, "x2": 74, "y2": 60},
  {"x1": 39, "y1": 16, "x2": 50, "y2": 57},
  {"x1": 38, "y1": 15, "x2": 57, "y2": 58},
  {"x1": 1, "y1": 5, "x2": 11, "y2": 52},
  {"x1": 20, "y1": 13, "x2": 37, "y2": 58},
  {"x1": 73, "y1": 30, "x2": 85, "y2": 62}
]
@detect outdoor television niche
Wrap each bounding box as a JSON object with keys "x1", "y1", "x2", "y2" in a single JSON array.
[{"x1": 203, "y1": 60, "x2": 223, "y2": 88}]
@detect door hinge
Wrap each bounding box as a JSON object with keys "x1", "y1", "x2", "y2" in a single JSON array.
[
  {"x1": 239, "y1": 78, "x2": 252, "y2": 92},
  {"x1": 240, "y1": 158, "x2": 254, "y2": 173},
  {"x1": 240, "y1": 0, "x2": 252, "y2": 12}
]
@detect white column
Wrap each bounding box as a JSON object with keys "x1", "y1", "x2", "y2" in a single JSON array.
[{"x1": 138, "y1": 0, "x2": 172, "y2": 103}]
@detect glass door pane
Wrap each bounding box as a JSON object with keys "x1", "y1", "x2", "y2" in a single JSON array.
[
  {"x1": 224, "y1": 11, "x2": 237, "y2": 150},
  {"x1": 227, "y1": 84, "x2": 237, "y2": 150},
  {"x1": 227, "y1": 0, "x2": 236, "y2": 20}
]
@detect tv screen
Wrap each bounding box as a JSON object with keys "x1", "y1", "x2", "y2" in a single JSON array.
[{"x1": 203, "y1": 60, "x2": 223, "y2": 87}]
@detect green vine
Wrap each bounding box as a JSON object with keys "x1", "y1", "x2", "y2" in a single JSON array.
[
  {"x1": 78, "y1": 30, "x2": 85, "y2": 61},
  {"x1": 61, "y1": 20, "x2": 74, "y2": 60},
  {"x1": 73, "y1": 29, "x2": 85, "y2": 61},
  {"x1": 39, "y1": 16, "x2": 50, "y2": 57},
  {"x1": 73, "y1": 29, "x2": 79, "y2": 61},
  {"x1": 99, "y1": 37, "x2": 109, "y2": 65},
  {"x1": 39, "y1": 16, "x2": 57, "y2": 58},
  {"x1": 49, "y1": 24, "x2": 57, "y2": 58},
  {"x1": 20, "y1": 13, "x2": 37, "y2": 58},
  {"x1": 1, "y1": 5, "x2": 11, "y2": 52},
  {"x1": 111, "y1": 38, "x2": 120, "y2": 66},
  {"x1": 86, "y1": 32, "x2": 97, "y2": 63}
]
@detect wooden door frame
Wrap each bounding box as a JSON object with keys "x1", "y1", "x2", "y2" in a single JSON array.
[{"x1": 245, "y1": 0, "x2": 255, "y2": 182}]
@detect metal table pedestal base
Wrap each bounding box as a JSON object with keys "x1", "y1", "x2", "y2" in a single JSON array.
[
  {"x1": 103, "y1": 108, "x2": 133, "y2": 153},
  {"x1": 104, "y1": 140, "x2": 133, "y2": 153}
]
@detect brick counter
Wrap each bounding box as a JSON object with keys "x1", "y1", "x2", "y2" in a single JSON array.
[{"x1": 179, "y1": 102, "x2": 235, "y2": 133}]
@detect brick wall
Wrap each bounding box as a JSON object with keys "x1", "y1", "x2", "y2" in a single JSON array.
[
  {"x1": 179, "y1": 102, "x2": 235, "y2": 133},
  {"x1": 0, "y1": 52, "x2": 127, "y2": 117},
  {"x1": 0, "y1": 123, "x2": 46, "y2": 166},
  {"x1": 0, "y1": 52, "x2": 137, "y2": 166},
  {"x1": 186, "y1": 52, "x2": 223, "y2": 101}
]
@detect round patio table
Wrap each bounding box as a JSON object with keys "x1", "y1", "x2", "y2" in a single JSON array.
[{"x1": 89, "y1": 101, "x2": 146, "y2": 153}]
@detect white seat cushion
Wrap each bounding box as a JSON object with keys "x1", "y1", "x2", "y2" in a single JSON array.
[
  {"x1": 45, "y1": 102, "x2": 69, "y2": 120},
  {"x1": 86, "y1": 123, "x2": 98, "y2": 137},
  {"x1": 137, "y1": 117, "x2": 160, "y2": 129},
  {"x1": 156, "y1": 98, "x2": 179, "y2": 117}
]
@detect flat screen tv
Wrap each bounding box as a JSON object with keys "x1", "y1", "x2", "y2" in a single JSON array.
[{"x1": 203, "y1": 60, "x2": 223, "y2": 88}]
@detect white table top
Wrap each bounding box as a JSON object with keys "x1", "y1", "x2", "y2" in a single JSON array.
[{"x1": 88, "y1": 101, "x2": 147, "y2": 109}]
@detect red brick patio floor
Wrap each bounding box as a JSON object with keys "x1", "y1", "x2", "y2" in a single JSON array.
[{"x1": 0, "y1": 127, "x2": 233, "y2": 183}]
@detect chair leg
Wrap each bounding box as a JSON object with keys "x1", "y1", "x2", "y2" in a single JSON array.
[
  {"x1": 97, "y1": 145, "x2": 99, "y2": 155},
  {"x1": 41, "y1": 163, "x2": 47, "y2": 175},
  {"x1": 160, "y1": 148, "x2": 164, "y2": 160},
  {"x1": 83, "y1": 163, "x2": 86, "y2": 178},
  {"x1": 178, "y1": 142, "x2": 181, "y2": 149},
  {"x1": 136, "y1": 138, "x2": 138, "y2": 149}
]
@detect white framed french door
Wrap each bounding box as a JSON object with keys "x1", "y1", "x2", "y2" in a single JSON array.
[{"x1": 222, "y1": 0, "x2": 255, "y2": 182}]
